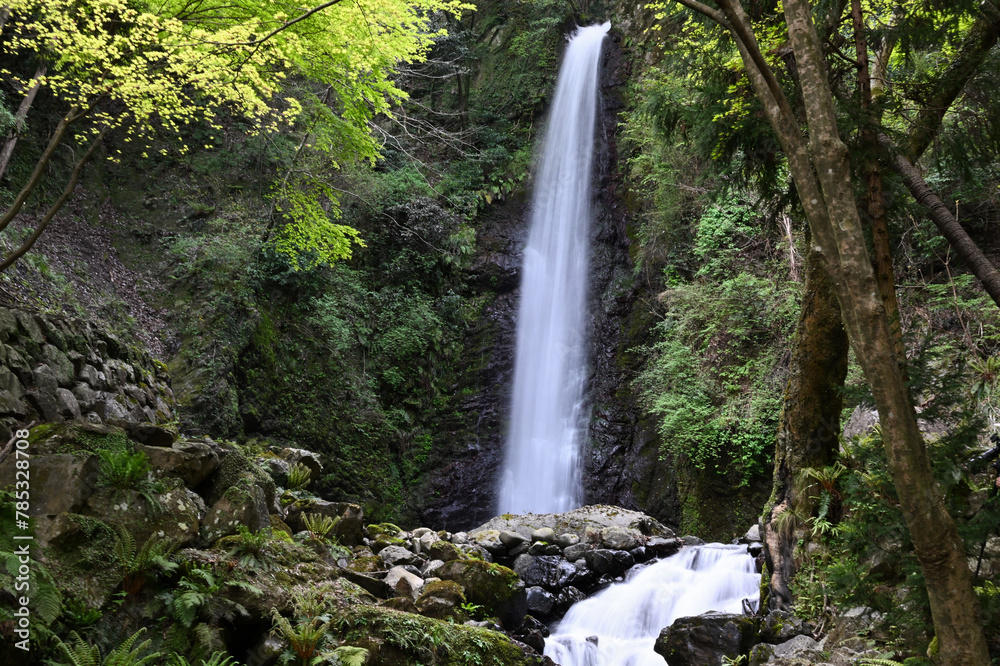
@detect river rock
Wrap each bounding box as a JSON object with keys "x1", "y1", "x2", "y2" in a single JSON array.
[
  {"x1": 654, "y1": 612, "x2": 758, "y2": 666},
  {"x1": 427, "y1": 539, "x2": 463, "y2": 562},
  {"x1": 555, "y1": 585, "x2": 586, "y2": 613},
  {"x1": 332, "y1": 503, "x2": 365, "y2": 547},
  {"x1": 531, "y1": 527, "x2": 556, "y2": 543},
  {"x1": 415, "y1": 580, "x2": 466, "y2": 620},
  {"x1": 647, "y1": 536, "x2": 683, "y2": 556},
  {"x1": 436, "y1": 559, "x2": 526, "y2": 629},
  {"x1": 380, "y1": 545, "x2": 418, "y2": 567},
  {"x1": 771, "y1": 634, "x2": 822, "y2": 660},
  {"x1": 385, "y1": 566, "x2": 424, "y2": 599},
  {"x1": 500, "y1": 530, "x2": 528, "y2": 548},
  {"x1": 583, "y1": 549, "x2": 618, "y2": 575},
  {"x1": 556, "y1": 533, "x2": 580, "y2": 548},
  {"x1": 142, "y1": 441, "x2": 219, "y2": 488},
  {"x1": 526, "y1": 586, "x2": 556, "y2": 617},
  {"x1": 601, "y1": 526, "x2": 637, "y2": 551},
  {"x1": 513, "y1": 554, "x2": 576, "y2": 590},
  {"x1": 473, "y1": 505, "x2": 675, "y2": 546},
  {"x1": 563, "y1": 542, "x2": 590, "y2": 561}
]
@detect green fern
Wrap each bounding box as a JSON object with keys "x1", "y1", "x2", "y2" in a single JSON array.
[
  {"x1": 47, "y1": 628, "x2": 161, "y2": 666},
  {"x1": 287, "y1": 463, "x2": 313, "y2": 490},
  {"x1": 330, "y1": 646, "x2": 369, "y2": 666},
  {"x1": 858, "y1": 659, "x2": 905, "y2": 666},
  {"x1": 272, "y1": 609, "x2": 332, "y2": 665},
  {"x1": 161, "y1": 568, "x2": 262, "y2": 629},
  {"x1": 302, "y1": 513, "x2": 337, "y2": 539},
  {"x1": 113, "y1": 525, "x2": 179, "y2": 594}
]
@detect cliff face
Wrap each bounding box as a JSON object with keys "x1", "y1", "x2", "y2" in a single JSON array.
[{"x1": 417, "y1": 29, "x2": 685, "y2": 532}]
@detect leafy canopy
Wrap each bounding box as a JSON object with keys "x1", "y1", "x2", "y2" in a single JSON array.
[{"x1": 0, "y1": 0, "x2": 473, "y2": 266}]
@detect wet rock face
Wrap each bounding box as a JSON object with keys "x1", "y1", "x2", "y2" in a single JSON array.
[{"x1": 655, "y1": 612, "x2": 759, "y2": 666}]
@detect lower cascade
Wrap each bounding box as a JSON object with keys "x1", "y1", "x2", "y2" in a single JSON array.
[{"x1": 544, "y1": 544, "x2": 758, "y2": 665}]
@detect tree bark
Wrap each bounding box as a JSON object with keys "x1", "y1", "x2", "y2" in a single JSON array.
[
  {"x1": 0, "y1": 64, "x2": 46, "y2": 182},
  {"x1": 674, "y1": 1, "x2": 991, "y2": 662},
  {"x1": 851, "y1": 0, "x2": 906, "y2": 369},
  {"x1": 880, "y1": 133, "x2": 1000, "y2": 310},
  {"x1": 782, "y1": 2, "x2": 990, "y2": 661},
  {"x1": 0, "y1": 106, "x2": 80, "y2": 234},
  {"x1": 764, "y1": 248, "x2": 848, "y2": 609},
  {"x1": 0, "y1": 125, "x2": 108, "y2": 272}
]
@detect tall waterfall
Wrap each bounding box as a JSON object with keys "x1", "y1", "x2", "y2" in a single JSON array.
[
  {"x1": 497, "y1": 22, "x2": 610, "y2": 515},
  {"x1": 545, "y1": 544, "x2": 760, "y2": 665}
]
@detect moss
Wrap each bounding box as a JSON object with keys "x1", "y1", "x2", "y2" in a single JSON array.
[
  {"x1": 43, "y1": 514, "x2": 122, "y2": 609},
  {"x1": 329, "y1": 605, "x2": 538, "y2": 666},
  {"x1": 366, "y1": 522, "x2": 404, "y2": 539}
]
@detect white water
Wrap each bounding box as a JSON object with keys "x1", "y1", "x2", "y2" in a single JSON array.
[
  {"x1": 497, "y1": 22, "x2": 610, "y2": 515},
  {"x1": 545, "y1": 545, "x2": 759, "y2": 666}
]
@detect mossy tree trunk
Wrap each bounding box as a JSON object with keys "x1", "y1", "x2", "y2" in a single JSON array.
[{"x1": 763, "y1": 248, "x2": 848, "y2": 609}]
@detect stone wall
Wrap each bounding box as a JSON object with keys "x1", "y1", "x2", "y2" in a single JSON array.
[{"x1": 0, "y1": 307, "x2": 175, "y2": 439}]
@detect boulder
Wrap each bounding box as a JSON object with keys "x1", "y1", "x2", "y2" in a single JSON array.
[
  {"x1": 427, "y1": 539, "x2": 463, "y2": 562},
  {"x1": 32, "y1": 364, "x2": 59, "y2": 393},
  {"x1": 531, "y1": 527, "x2": 556, "y2": 543},
  {"x1": 42, "y1": 345, "x2": 74, "y2": 386},
  {"x1": 280, "y1": 447, "x2": 322, "y2": 481},
  {"x1": 380, "y1": 545, "x2": 418, "y2": 567},
  {"x1": 771, "y1": 634, "x2": 822, "y2": 660},
  {"x1": 200, "y1": 485, "x2": 270, "y2": 544},
  {"x1": 759, "y1": 610, "x2": 813, "y2": 644},
  {"x1": 600, "y1": 526, "x2": 637, "y2": 551},
  {"x1": 285, "y1": 499, "x2": 356, "y2": 532},
  {"x1": 654, "y1": 613, "x2": 758, "y2": 666},
  {"x1": 556, "y1": 533, "x2": 580, "y2": 548},
  {"x1": 332, "y1": 503, "x2": 365, "y2": 547},
  {"x1": 415, "y1": 580, "x2": 466, "y2": 620},
  {"x1": 436, "y1": 559, "x2": 527, "y2": 629},
  {"x1": 0, "y1": 389, "x2": 27, "y2": 417},
  {"x1": 647, "y1": 536, "x2": 683, "y2": 556},
  {"x1": 125, "y1": 423, "x2": 178, "y2": 447},
  {"x1": 563, "y1": 543, "x2": 590, "y2": 562},
  {"x1": 555, "y1": 586, "x2": 586, "y2": 613},
  {"x1": 513, "y1": 554, "x2": 576, "y2": 590},
  {"x1": 500, "y1": 530, "x2": 528, "y2": 548},
  {"x1": 0, "y1": 453, "x2": 99, "y2": 516},
  {"x1": 27, "y1": 391, "x2": 63, "y2": 421},
  {"x1": 385, "y1": 565, "x2": 425, "y2": 599},
  {"x1": 525, "y1": 586, "x2": 556, "y2": 617},
  {"x1": 472, "y1": 505, "x2": 674, "y2": 546},
  {"x1": 583, "y1": 549, "x2": 618, "y2": 575},
  {"x1": 142, "y1": 441, "x2": 219, "y2": 488},
  {"x1": 0, "y1": 366, "x2": 24, "y2": 397}
]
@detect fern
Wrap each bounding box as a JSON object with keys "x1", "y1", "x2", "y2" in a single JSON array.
[
  {"x1": 47, "y1": 628, "x2": 161, "y2": 666},
  {"x1": 302, "y1": 513, "x2": 337, "y2": 539},
  {"x1": 330, "y1": 646, "x2": 368, "y2": 666},
  {"x1": 113, "y1": 526, "x2": 179, "y2": 594},
  {"x1": 858, "y1": 659, "x2": 905, "y2": 666},
  {"x1": 287, "y1": 463, "x2": 313, "y2": 490},
  {"x1": 272, "y1": 609, "x2": 332, "y2": 665},
  {"x1": 166, "y1": 651, "x2": 241, "y2": 666}
]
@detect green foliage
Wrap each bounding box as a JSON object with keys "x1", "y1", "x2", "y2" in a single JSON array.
[
  {"x1": 636, "y1": 272, "x2": 796, "y2": 484},
  {"x1": 158, "y1": 568, "x2": 261, "y2": 629},
  {"x1": 165, "y1": 653, "x2": 241, "y2": 666},
  {"x1": 302, "y1": 513, "x2": 337, "y2": 540},
  {"x1": 47, "y1": 628, "x2": 160, "y2": 666},
  {"x1": 272, "y1": 610, "x2": 333, "y2": 666},
  {"x1": 97, "y1": 448, "x2": 151, "y2": 490},
  {"x1": 112, "y1": 526, "x2": 179, "y2": 595},
  {"x1": 287, "y1": 463, "x2": 313, "y2": 491}
]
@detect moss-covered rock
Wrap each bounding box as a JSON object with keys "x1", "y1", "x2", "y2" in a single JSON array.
[
  {"x1": 415, "y1": 579, "x2": 466, "y2": 621},
  {"x1": 436, "y1": 559, "x2": 526, "y2": 629},
  {"x1": 330, "y1": 605, "x2": 542, "y2": 666}
]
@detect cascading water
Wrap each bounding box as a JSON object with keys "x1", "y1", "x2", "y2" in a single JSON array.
[
  {"x1": 545, "y1": 544, "x2": 759, "y2": 665},
  {"x1": 497, "y1": 22, "x2": 610, "y2": 515}
]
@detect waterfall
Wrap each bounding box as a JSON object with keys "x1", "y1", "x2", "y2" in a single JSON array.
[
  {"x1": 497, "y1": 22, "x2": 610, "y2": 515},
  {"x1": 545, "y1": 544, "x2": 760, "y2": 666}
]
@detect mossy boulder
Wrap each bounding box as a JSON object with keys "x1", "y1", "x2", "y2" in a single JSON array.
[
  {"x1": 200, "y1": 444, "x2": 276, "y2": 508},
  {"x1": 415, "y1": 580, "x2": 466, "y2": 621},
  {"x1": 41, "y1": 514, "x2": 123, "y2": 609},
  {"x1": 372, "y1": 534, "x2": 408, "y2": 554},
  {"x1": 436, "y1": 559, "x2": 526, "y2": 629},
  {"x1": 81, "y1": 478, "x2": 201, "y2": 546},
  {"x1": 348, "y1": 556, "x2": 383, "y2": 573},
  {"x1": 329, "y1": 605, "x2": 541, "y2": 666},
  {"x1": 367, "y1": 522, "x2": 404, "y2": 539},
  {"x1": 427, "y1": 539, "x2": 464, "y2": 562},
  {"x1": 201, "y1": 483, "x2": 269, "y2": 545}
]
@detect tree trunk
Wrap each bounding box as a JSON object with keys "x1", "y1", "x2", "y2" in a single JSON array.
[
  {"x1": 782, "y1": 2, "x2": 990, "y2": 661},
  {"x1": 879, "y1": 133, "x2": 1000, "y2": 311},
  {"x1": 0, "y1": 64, "x2": 46, "y2": 182},
  {"x1": 763, "y1": 248, "x2": 848, "y2": 609},
  {"x1": 674, "y1": 1, "x2": 992, "y2": 661}
]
